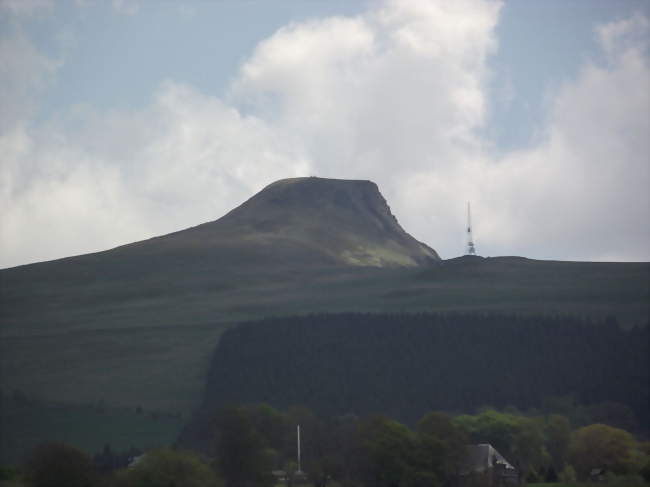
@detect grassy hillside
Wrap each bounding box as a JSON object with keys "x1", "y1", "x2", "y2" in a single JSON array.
[
  {"x1": 0, "y1": 178, "x2": 648, "y2": 464},
  {"x1": 1, "y1": 257, "x2": 647, "y2": 417},
  {"x1": 0, "y1": 395, "x2": 183, "y2": 466}
]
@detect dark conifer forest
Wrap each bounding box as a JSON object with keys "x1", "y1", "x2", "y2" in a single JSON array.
[{"x1": 201, "y1": 313, "x2": 648, "y2": 430}]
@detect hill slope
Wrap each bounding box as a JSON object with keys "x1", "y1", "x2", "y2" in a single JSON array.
[
  {"x1": 0, "y1": 177, "x2": 648, "y2": 423},
  {"x1": 0, "y1": 177, "x2": 438, "y2": 413}
]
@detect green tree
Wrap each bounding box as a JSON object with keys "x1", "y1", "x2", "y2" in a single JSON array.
[
  {"x1": 242, "y1": 403, "x2": 288, "y2": 453},
  {"x1": 25, "y1": 442, "x2": 96, "y2": 487},
  {"x1": 214, "y1": 406, "x2": 273, "y2": 487},
  {"x1": 545, "y1": 414, "x2": 571, "y2": 470},
  {"x1": 325, "y1": 414, "x2": 360, "y2": 485},
  {"x1": 115, "y1": 448, "x2": 222, "y2": 487},
  {"x1": 512, "y1": 418, "x2": 548, "y2": 479},
  {"x1": 357, "y1": 415, "x2": 419, "y2": 487},
  {"x1": 453, "y1": 409, "x2": 520, "y2": 458},
  {"x1": 0, "y1": 466, "x2": 20, "y2": 483},
  {"x1": 416, "y1": 411, "x2": 467, "y2": 481},
  {"x1": 558, "y1": 464, "x2": 576, "y2": 483},
  {"x1": 569, "y1": 423, "x2": 638, "y2": 479},
  {"x1": 639, "y1": 442, "x2": 650, "y2": 483}
]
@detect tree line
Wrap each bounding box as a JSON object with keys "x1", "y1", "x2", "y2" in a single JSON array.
[
  {"x1": 207, "y1": 404, "x2": 650, "y2": 487},
  {"x1": 200, "y1": 312, "x2": 648, "y2": 431},
  {"x1": 6, "y1": 404, "x2": 650, "y2": 487}
]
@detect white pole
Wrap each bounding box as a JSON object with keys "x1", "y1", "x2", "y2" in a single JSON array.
[{"x1": 297, "y1": 424, "x2": 301, "y2": 472}]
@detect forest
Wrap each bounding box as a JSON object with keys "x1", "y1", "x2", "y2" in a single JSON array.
[{"x1": 197, "y1": 313, "x2": 648, "y2": 432}]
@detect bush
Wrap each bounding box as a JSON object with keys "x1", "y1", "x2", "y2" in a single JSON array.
[
  {"x1": 114, "y1": 448, "x2": 222, "y2": 487},
  {"x1": 604, "y1": 472, "x2": 647, "y2": 487},
  {"x1": 25, "y1": 442, "x2": 96, "y2": 487},
  {"x1": 0, "y1": 465, "x2": 20, "y2": 481},
  {"x1": 558, "y1": 464, "x2": 576, "y2": 484},
  {"x1": 568, "y1": 424, "x2": 638, "y2": 479}
]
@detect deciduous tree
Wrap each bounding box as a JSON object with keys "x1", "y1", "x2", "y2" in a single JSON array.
[
  {"x1": 569, "y1": 423, "x2": 638, "y2": 479},
  {"x1": 115, "y1": 448, "x2": 221, "y2": 487},
  {"x1": 545, "y1": 414, "x2": 571, "y2": 470},
  {"x1": 357, "y1": 416, "x2": 420, "y2": 487},
  {"x1": 25, "y1": 442, "x2": 96, "y2": 487},
  {"x1": 214, "y1": 406, "x2": 274, "y2": 487},
  {"x1": 416, "y1": 411, "x2": 467, "y2": 480}
]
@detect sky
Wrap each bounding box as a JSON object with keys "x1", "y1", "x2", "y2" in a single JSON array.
[{"x1": 1, "y1": 0, "x2": 649, "y2": 268}]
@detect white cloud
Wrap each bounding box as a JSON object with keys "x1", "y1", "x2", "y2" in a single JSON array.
[
  {"x1": 0, "y1": 0, "x2": 53, "y2": 16},
  {"x1": 230, "y1": 0, "x2": 501, "y2": 226},
  {"x1": 597, "y1": 12, "x2": 649, "y2": 60},
  {"x1": 112, "y1": 0, "x2": 139, "y2": 16},
  {"x1": 1, "y1": 0, "x2": 648, "y2": 267},
  {"x1": 0, "y1": 31, "x2": 60, "y2": 132},
  {"x1": 233, "y1": 0, "x2": 500, "y2": 169},
  {"x1": 178, "y1": 4, "x2": 196, "y2": 20},
  {"x1": 475, "y1": 12, "x2": 650, "y2": 261},
  {"x1": 393, "y1": 12, "x2": 650, "y2": 261},
  {"x1": 0, "y1": 82, "x2": 309, "y2": 267}
]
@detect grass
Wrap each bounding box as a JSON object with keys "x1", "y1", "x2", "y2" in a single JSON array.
[
  {"x1": 1, "y1": 258, "x2": 647, "y2": 415},
  {"x1": 0, "y1": 396, "x2": 184, "y2": 466},
  {"x1": 0, "y1": 255, "x2": 647, "y2": 465}
]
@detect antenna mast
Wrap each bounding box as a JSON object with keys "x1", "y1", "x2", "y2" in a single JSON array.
[{"x1": 466, "y1": 202, "x2": 476, "y2": 255}]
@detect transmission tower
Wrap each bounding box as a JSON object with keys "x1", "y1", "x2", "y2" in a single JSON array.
[{"x1": 466, "y1": 202, "x2": 476, "y2": 255}]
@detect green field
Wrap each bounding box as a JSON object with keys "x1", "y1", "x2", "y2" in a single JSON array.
[{"x1": 0, "y1": 396, "x2": 183, "y2": 466}]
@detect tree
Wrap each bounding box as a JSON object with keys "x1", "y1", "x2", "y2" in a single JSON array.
[
  {"x1": 243, "y1": 403, "x2": 288, "y2": 455},
  {"x1": 115, "y1": 448, "x2": 222, "y2": 487},
  {"x1": 25, "y1": 442, "x2": 96, "y2": 487},
  {"x1": 544, "y1": 414, "x2": 571, "y2": 470},
  {"x1": 214, "y1": 406, "x2": 274, "y2": 487},
  {"x1": 325, "y1": 414, "x2": 361, "y2": 485},
  {"x1": 558, "y1": 464, "x2": 576, "y2": 483},
  {"x1": 416, "y1": 411, "x2": 467, "y2": 481},
  {"x1": 356, "y1": 415, "x2": 421, "y2": 487},
  {"x1": 511, "y1": 418, "x2": 548, "y2": 480},
  {"x1": 453, "y1": 409, "x2": 520, "y2": 459},
  {"x1": 568, "y1": 423, "x2": 638, "y2": 479}
]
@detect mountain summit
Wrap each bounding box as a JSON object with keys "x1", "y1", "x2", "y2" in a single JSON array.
[{"x1": 128, "y1": 177, "x2": 439, "y2": 268}]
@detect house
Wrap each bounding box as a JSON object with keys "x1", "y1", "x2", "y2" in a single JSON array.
[{"x1": 458, "y1": 443, "x2": 519, "y2": 487}]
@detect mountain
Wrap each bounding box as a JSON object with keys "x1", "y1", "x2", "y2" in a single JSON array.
[
  {"x1": 112, "y1": 176, "x2": 439, "y2": 269},
  {"x1": 0, "y1": 177, "x2": 437, "y2": 414},
  {"x1": 0, "y1": 177, "x2": 648, "y2": 463}
]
